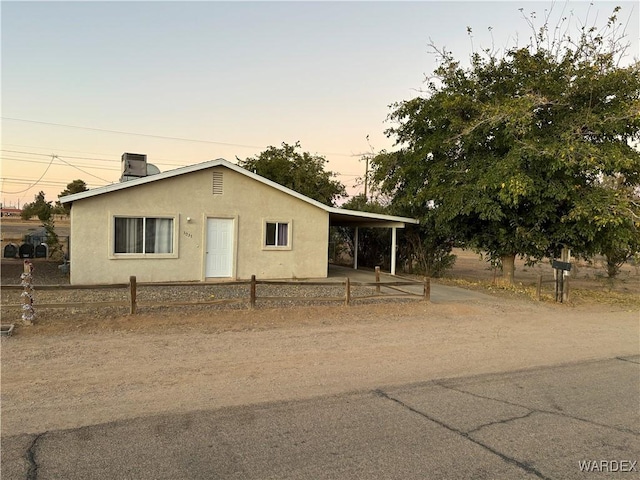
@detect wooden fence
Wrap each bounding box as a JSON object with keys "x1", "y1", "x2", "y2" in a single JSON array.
[{"x1": 3, "y1": 274, "x2": 431, "y2": 315}]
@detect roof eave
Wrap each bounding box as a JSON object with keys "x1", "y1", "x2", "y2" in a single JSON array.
[{"x1": 58, "y1": 158, "x2": 419, "y2": 226}]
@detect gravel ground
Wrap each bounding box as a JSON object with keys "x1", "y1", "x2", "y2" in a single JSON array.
[{"x1": 1, "y1": 259, "x2": 416, "y2": 323}]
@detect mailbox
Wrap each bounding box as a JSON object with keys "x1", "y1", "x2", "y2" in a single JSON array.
[
  {"x1": 552, "y1": 260, "x2": 572, "y2": 271},
  {"x1": 3, "y1": 243, "x2": 18, "y2": 258},
  {"x1": 19, "y1": 243, "x2": 34, "y2": 258},
  {"x1": 35, "y1": 243, "x2": 48, "y2": 258}
]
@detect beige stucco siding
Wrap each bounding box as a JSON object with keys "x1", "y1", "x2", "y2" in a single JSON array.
[{"x1": 69, "y1": 167, "x2": 329, "y2": 284}]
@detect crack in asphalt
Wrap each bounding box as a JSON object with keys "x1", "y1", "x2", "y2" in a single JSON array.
[
  {"x1": 465, "y1": 410, "x2": 536, "y2": 435},
  {"x1": 435, "y1": 382, "x2": 639, "y2": 436},
  {"x1": 26, "y1": 432, "x2": 46, "y2": 480},
  {"x1": 616, "y1": 356, "x2": 640, "y2": 365},
  {"x1": 373, "y1": 389, "x2": 552, "y2": 480}
]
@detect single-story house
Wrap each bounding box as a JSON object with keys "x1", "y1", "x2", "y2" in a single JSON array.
[
  {"x1": 1, "y1": 207, "x2": 22, "y2": 217},
  {"x1": 60, "y1": 155, "x2": 418, "y2": 285}
]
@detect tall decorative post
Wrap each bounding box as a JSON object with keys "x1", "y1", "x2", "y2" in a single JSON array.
[{"x1": 21, "y1": 260, "x2": 35, "y2": 325}]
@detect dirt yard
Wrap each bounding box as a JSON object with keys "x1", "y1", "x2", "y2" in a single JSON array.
[
  {"x1": 1, "y1": 245, "x2": 638, "y2": 437},
  {"x1": 443, "y1": 248, "x2": 640, "y2": 297}
]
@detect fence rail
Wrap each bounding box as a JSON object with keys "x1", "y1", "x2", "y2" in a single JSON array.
[{"x1": 3, "y1": 274, "x2": 430, "y2": 315}]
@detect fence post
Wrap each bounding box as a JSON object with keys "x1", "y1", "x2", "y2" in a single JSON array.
[
  {"x1": 375, "y1": 266, "x2": 381, "y2": 294},
  {"x1": 21, "y1": 260, "x2": 35, "y2": 325},
  {"x1": 536, "y1": 275, "x2": 542, "y2": 301},
  {"x1": 129, "y1": 275, "x2": 137, "y2": 315},
  {"x1": 345, "y1": 277, "x2": 351, "y2": 306},
  {"x1": 424, "y1": 277, "x2": 430, "y2": 302},
  {"x1": 250, "y1": 275, "x2": 256, "y2": 309}
]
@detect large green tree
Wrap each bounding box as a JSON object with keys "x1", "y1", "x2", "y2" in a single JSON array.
[
  {"x1": 371, "y1": 7, "x2": 640, "y2": 282},
  {"x1": 238, "y1": 142, "x2": 347, "y2": 206},
  {"x1": 57, "y1": 179, "x2": 88, "y2": 214}
]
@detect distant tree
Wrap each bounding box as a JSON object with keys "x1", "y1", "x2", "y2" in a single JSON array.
[
  {"x1": 21, "y1": 191, "x2": 52, "y2": 222},
  {"x1": 21, "y1": 191, "x2": 64, "y2": 259},
  {"x1": 238, "y1": 142, "x2": 347, "y2": 206},
  {"x1": 57, "y1": 179, "x2": 88, "y2": 214},
  {"x1": 371, "y1": 6, "x2": 640, "y2": 283}
]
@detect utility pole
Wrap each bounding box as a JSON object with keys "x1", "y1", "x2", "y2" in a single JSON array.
[
  {"x1": 363, "y1": 154, "x2": 369, "y2": 199},
  {"x1": 357, "y1": 135, "x2": 375, "y2": 201},
  {"x1": 351, "y1": 136, "x2": 377, "y2": 201}
]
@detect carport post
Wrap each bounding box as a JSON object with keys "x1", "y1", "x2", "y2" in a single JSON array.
[
  {"x1": 353, "y1": 227, "x2": 359, "y2": 270},
  {"x1": 390, "y1": 227, "x2": 397, "y2": 276}
]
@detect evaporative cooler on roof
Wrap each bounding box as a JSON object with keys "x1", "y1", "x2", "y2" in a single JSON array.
[{"x1": 121, "y1": 153, "x2": 148, "y2": 181}]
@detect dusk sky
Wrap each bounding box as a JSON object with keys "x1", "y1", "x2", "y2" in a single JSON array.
[{"x1": 2, "y1": 1, "x2": 638, "y2": 207}]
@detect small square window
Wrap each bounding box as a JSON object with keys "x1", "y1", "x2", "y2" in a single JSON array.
[{"x1": 265, "y1": 222, "x2": 288, "y2": 247}]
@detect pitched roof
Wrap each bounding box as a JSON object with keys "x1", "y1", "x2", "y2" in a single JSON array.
[{"x1": 60, "y1": 158, "x2": 418, "y2": 227}]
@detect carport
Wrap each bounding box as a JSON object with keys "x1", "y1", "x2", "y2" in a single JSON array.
[{"x1": 327, "y1": 209, "x2": 419, "y2": 276}]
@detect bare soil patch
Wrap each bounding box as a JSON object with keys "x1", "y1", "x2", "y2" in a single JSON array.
[
  {"x1": 447, "y1": 247, "x2": 640, "y2": 290},
  {"x1": 439, "y1": 249, "x2": 640, "y2": 306}
]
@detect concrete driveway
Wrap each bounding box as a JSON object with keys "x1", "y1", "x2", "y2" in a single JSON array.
[{"x1": 327, "y1": 264, "x2": 495, "y2": 303}]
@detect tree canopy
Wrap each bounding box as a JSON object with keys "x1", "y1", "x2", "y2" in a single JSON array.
[
  {"x1": 238, "y1": 142, "x2": 347, "y2": 206},
  {"x1": 21, "y1": 191, "x2": 52, "y2": 222},
  {"x1": 57, "y1": 179, "x2": 88, "y2": 214},
  {"x1": 371, "y1": 7, "x2": 640, "y2": 281}
]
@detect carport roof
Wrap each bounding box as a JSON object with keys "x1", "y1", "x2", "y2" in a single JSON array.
[
  {"x1": 327, "y1": 210, "x2": 417, "y2": 228},
  {"x1": 60, "y1": 158, "x2": 419, "y2": 228}
]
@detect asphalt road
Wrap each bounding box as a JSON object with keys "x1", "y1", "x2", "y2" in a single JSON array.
[
  {"x1": 3, "y1": 356, "x2": 638, "y2": 480},
  {"x1": 0, "y1": 219, "x2": 70, "y2": 240}
]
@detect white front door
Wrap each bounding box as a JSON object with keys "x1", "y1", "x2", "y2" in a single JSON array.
[{"x1": 205, "y1": 218, "x2": 233, "y2": 277}]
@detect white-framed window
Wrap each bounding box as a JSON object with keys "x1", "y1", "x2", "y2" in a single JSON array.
[
  {"x1": 264, "y1": 221, "x2": 290, "y2": 248},
  {"x1": 114, "y1": 216, "x2": 174, "y2": 254}
]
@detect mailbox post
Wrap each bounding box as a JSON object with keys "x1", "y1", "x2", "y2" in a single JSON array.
[{"x1": 552, "y1": 260, "x2": 571, "y2": 303}]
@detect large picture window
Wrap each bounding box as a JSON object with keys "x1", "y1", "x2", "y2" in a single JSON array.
[
  {"x1": 265, "y1": 221, "x2": 289, "y2": 247},
  {"x1": 114, "y1": 217, "x2": 174, "y2": 254}
]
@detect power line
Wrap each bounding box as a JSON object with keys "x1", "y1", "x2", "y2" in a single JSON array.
[
  {"x1": 1, "y1": 141, "x2": 369, "y2": 196},
  {"x1": 2, "y1": 149, "x2": 117, "y2": 163},
  {"x1": 2, "y1": 116, "x2": 267, "y2": 150},
  {"x1": 1, "y1": 148, "x2": 184, "y2": 169},
  {"x1": 3, "y1": 143, "x2": 122, "y2": 158},
  {"x1": 0, "y1": 154, "x2": 56, "y2": 194},
  {"x1": 2, "y1": 117, "x2": 359, "y2": 158},
  {"x1": 1, "y1": 143, "x2": 194, "y2": 165},
  {"x1": 54, "y1": 155, "x2": 113, "y2": 183},
  {"x1": 0, "y1": 156, "x2": 120, "y2": 171},
  {"x1": 0, "y1": 152, "x2": 112, "y2": 194},
  {"x1": 1, "y1": 178, "x2": 90, "y2": 188},
  {"x1": 1, "y1": 147, "x2": 366, "y2": 180}
]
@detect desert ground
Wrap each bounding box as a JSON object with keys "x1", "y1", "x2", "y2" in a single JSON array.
[{"x1": 1, "y1": 218, "x2": 638, "y2": 439}]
